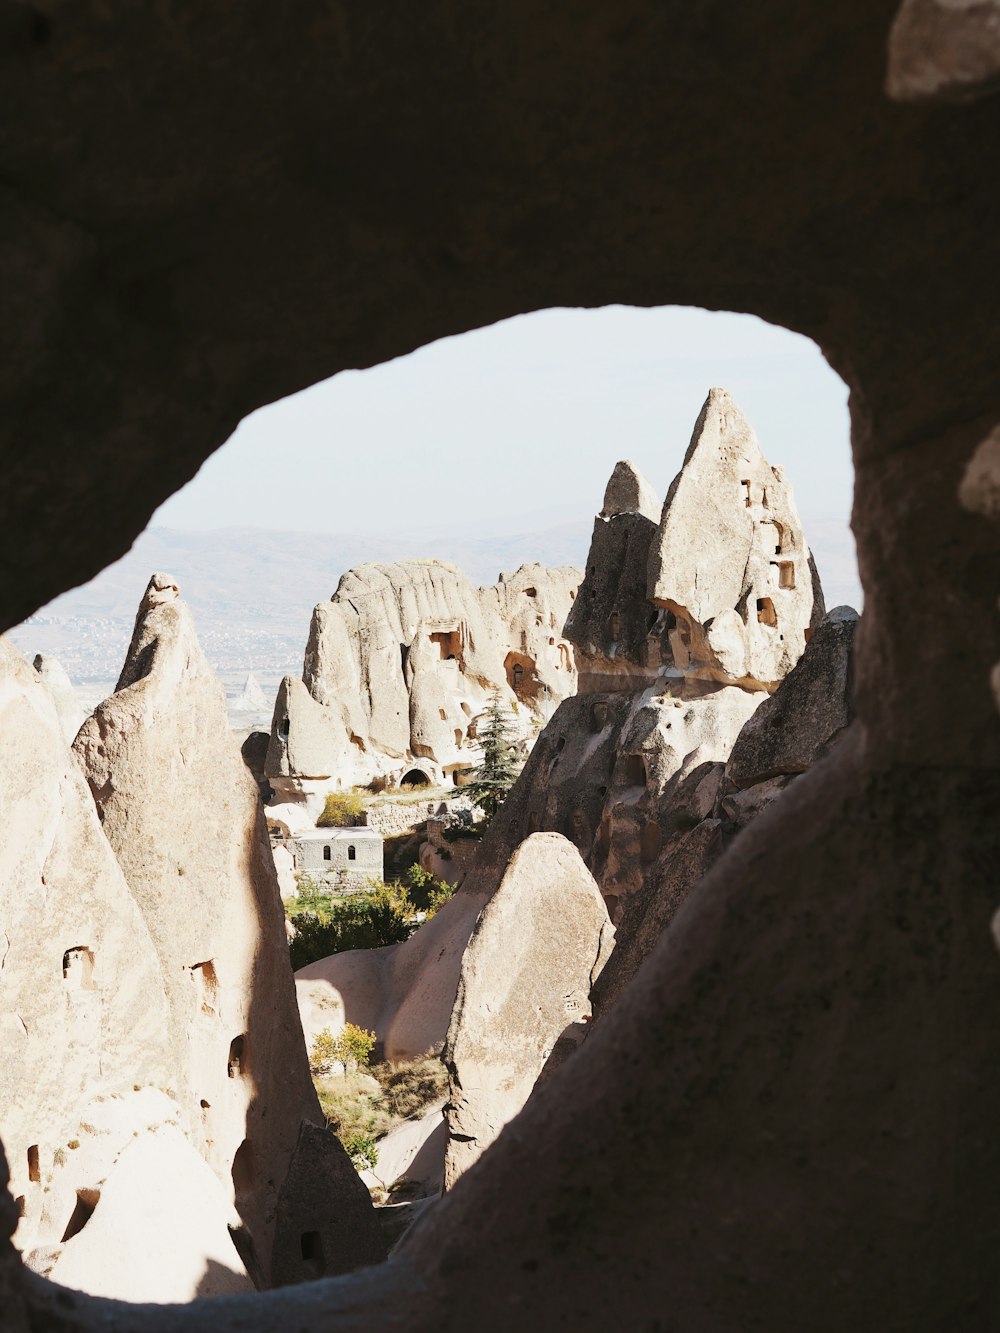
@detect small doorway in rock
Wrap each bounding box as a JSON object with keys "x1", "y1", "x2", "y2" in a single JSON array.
[
  {"x1": 401, "y1": 769, "x2": 430, "y2": 787},
  {"x1": 301, "y1": 1230, "x2": 324, "y2": 1278},
  {"x1": 347, "y1": 845, "x2": 356, "y2": 861},
  {"x1": 62, "y1": 946, "x2": 95, "y2": 991}
]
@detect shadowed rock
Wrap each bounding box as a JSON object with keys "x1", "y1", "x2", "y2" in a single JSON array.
[{"x1": 270, "y1": 1122, "x2": 386, "y2": 1286}]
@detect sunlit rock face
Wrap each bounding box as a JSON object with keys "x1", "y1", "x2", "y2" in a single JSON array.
[
  {"x1": 265, "y1": 559, "x2": 580, "y2": 812},
  {"x1": 72, "y1": 574, "x2": 368, "y2": 1285},
  {"x1": 510, "y1": 390, "x2": 826, "y2": 926},
  {"x1": 648, "y1": 388, "x2": 822, "y2": 689},
  {"x1": 442, "y1": 834, "x2": 614, "y2": 1188},
  {"x1": 0, "y1": 638, "x2": 173, "y2": 1269}
]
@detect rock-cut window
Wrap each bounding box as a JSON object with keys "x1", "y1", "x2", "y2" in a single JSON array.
[
  {"x1": 348, "y1": 845, "x2": 356, "y2": 861},
  {"x1": 323, "y1": 845, "x2": 331, "y2": 861}
]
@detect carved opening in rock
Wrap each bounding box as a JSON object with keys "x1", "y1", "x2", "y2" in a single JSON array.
[
  {"x1": 524, "y1": 586, "x2": 537, "y2": 598},
  {"x1": 279, "y1": 717, "x2": 290, "y2": 739},
  {"x1": 232, "y1": 1139, "x2": 253, "y2": 1192},
  {"x1": 430, "y1": 628, "x2": 462, "y2": 662},
  {"x1": 756, "y1": 597, "x2": 778, "y2": 627},
  {"x1": 348, "y1": 845, "x2": 356, "y2": 861},
  {"x1": 641, "y1": 820, "x2": 663, "y2": 865},
  {"x1": 741, "y1": 478, "x2": 752, "y2": 507},
  {"x1": 301, "y1": 1230, "x2": 324, "y2": 1278},
  {"x1": 610, "y1": 612, "x2": 621, "y2": 641},
  {"x1": 27, "y1": 1145, "x2": 39, "y2": 1183},
  {"x1": 61, "y1": 1188, "x2": 100, "y2": 1243},
  {"x1": 400, "y1": 644, "x2": 409, "y2": 675},
  {"x1": 505, "y1": 651, "x2": 541, "y2": 702},
  {"x1": 15, "y1": 1195, "x2": 24, "y2": 1217},
  {"x1": 558, "y1": 643, "x2": 572, "y2": 671},
  {"x1": 556, "y1": 736, "x2": 567, "y2": 752},
  {"x1": 190, "y1": 960, "x2": 218, "y2": 1017},
  {"x1": 590, "y1": 701, "x2": 609, "y2": 732},
  {"x1": 401, "y1": 768, "x2": 431, "y2": 787},
  {"x1": 228, "y1": 1034, "x2": 247, "y2": 1079},
  {"x1": 438, "y1": 708, "x2": 447, "y2": 721},
  {"x1": 624, "y1": 754, "x2": 646, "y2": 787},
  {"x1": 62, "y1": 946, "x2": 95, "y2": 990},
  {"x1": 766, "y1": 519, "x2": 785, "y2": 554},
  {"x1": 772, "y1": 560, "x2": 796, "y2": 589},
  {"x1": 323, "y1": 845, "x2": 331, "y2": 861},
  {"x1": 593, "y1": 816, "x2": 611, "y2": 859},
  {"x1": 460, "y1": 701, "x2": 472, "y2": 716},
  {"x1": 454, "y1": 728, "x2": 463, "y2": 747}
]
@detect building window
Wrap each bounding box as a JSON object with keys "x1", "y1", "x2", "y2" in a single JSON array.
[
  {"x1": 348, "y1": 845, "x2": 356, "y2": 861},
  {"x1": 323, "y1": 845, "x2": 331, "y2": 861}
]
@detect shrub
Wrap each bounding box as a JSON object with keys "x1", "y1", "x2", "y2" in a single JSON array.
[
  {"x1": 372, "y1": 1054, "x2": 449, "y2": 1120},
  {"x1": 288, "y1": 886, "x2": 412, "y2": 970},
  {"x1": 425, "y1": 881, "x2": 455, "y2": 917},
  {"x1": 316, "y1": 789, "x2": 367, "y2": 828},
  {"x1": 341, "y1": 1132, "x2": 379, "y2": 1172},
  {"x1": 310, "y1": 1023, "x2": 376, "y2": 1075}
]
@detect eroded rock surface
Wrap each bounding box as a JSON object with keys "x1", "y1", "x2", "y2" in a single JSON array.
[
  {"x1": 0, "y1": 638, "x2": 174, "y2": 1263},
  {"x1": 271, "y1": 1122, "x2": 385, "y2": 1286},
  {"x1": 31, "y1": 654, "x2": 85, "y2": 747},
  {"x1": 266, "y1": 559, "x2": 579, "y2": 808},
  {"x1": 442, "y1": 834, "x2": 614, "y2": 1187},
  {"x1": 72, "y1": 575, "x2": 362, "y2": 1283}
]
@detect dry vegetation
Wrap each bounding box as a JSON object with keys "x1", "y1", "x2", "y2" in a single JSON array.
[{"x1": 316, "y1": 1054, "x2": 448, "y2": 1154}]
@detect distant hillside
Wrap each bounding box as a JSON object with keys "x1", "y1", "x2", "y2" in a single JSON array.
[{"x1": 7, "y1": 513, "x2": 859, "y2": 690}]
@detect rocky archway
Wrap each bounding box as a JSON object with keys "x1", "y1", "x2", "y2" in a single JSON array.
[{"x1": 3, "y1": 4, "x2": 1000, "y2": 1330}]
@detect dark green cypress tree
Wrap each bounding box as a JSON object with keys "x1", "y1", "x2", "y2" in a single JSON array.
[{"x1": 465, "y1": 693, "x2": 521, "y2": 820}]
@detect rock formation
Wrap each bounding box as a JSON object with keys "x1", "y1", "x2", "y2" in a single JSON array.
[
  {"x1": 442, "y1": 834, "x2": 614, "y2": 1187},
  {"x1": 266, "y1": 559, "x2": 579, "y2": 815},
  {"x1": 47, "y1": 1126, "x2": 253, "y2": 1302},
  {"x1": 72, "y1": 574, "x2": 376, "y2": 1285},
  {"x1": 0, "y1": 638, "x2": 176, "y2": 1273},
  {"x1": 233, "y1": 672, "x2": 268, "y2": 713},
  {"x1": 32, "y1": 654, "x2": 86, "y2": 747},
  {"x1": 270, "y1": 1122, "x2": 385, "y2": 1286},
  {"x1": 2, "y1": 3, "x2": 999, "y2": 1325},
  {"x1": 520, "y1": 390, "x2": 825, "y2": 923}
]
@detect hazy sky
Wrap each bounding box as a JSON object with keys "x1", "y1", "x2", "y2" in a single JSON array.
[{"x1": 157, "y1": 304, "x2": 854, "y2": 548}]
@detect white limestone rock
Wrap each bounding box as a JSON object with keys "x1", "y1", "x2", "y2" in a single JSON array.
[
  {"x1": 72, "y1": 573, "x2": 343, "y2": 1283},
  {"x1": 47, "y1": 1126, "x2": 252, "y2": 1303},
  {"x1": 442, "y1": 833, "x2": 614, "y2": 1188},
  {"x1": 32, "y1": 654, "x2": 86, "y2": 747},
  {"x1": 266, "y1": 559, "x2": 580, "y2": 801},
  {"x1": 0, "y1": 639, "x2": 173, "y2": 1258},
  {"x1": 648, "y1": 388, "x2": 822, "y2": 689}
]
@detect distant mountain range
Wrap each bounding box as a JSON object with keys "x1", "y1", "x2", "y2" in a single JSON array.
[{"x1": 7, "y1": 513, "x2": 860, "y2": 693}]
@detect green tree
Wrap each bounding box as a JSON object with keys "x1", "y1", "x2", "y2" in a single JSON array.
[{"x1": 465, "y1": 693, "x2": 520, "y2": 820}]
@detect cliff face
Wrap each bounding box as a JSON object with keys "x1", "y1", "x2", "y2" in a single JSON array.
[
  {"x1": 73, "y1": 574, "x2": 376, "y2": 1285},
  {"x1": 512, "y1": 390, "x2": 829, "y2": 925},
  {"x1": 266, "y1": 559, "x2": 580, "y2": 801}
]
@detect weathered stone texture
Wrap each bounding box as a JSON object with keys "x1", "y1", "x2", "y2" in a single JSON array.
[
  {"x1": 442, "y1": 834, "x2": 614, "y2": 1188},
  {"x1": 1, "y1": 3, "x2": 999, "y2": 1327},
  {"x1": 71, "y1": 575, "x2": 344, "y2": 1284},
  {"x1": 267, "y1": 559, "x2": 579, "y2": 804},
  {"x1": 0, "y1": 639, "x2": 174, "y2": 1262},
  {"x1": 271, "y1": 1122, "x2": 385, "y2": 1286}
]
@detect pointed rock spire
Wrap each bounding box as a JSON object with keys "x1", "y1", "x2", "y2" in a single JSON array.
[
  {"x1": 647, "y1": 388, "x2": 823, "y2": 688},
  {"x1": 600, "y1": 459, "x2": 661, "y2": 522}
]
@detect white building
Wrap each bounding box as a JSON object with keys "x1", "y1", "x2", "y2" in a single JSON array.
[{"x1": 287, "y1": 826, "x2": 383, "y2": 889}]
